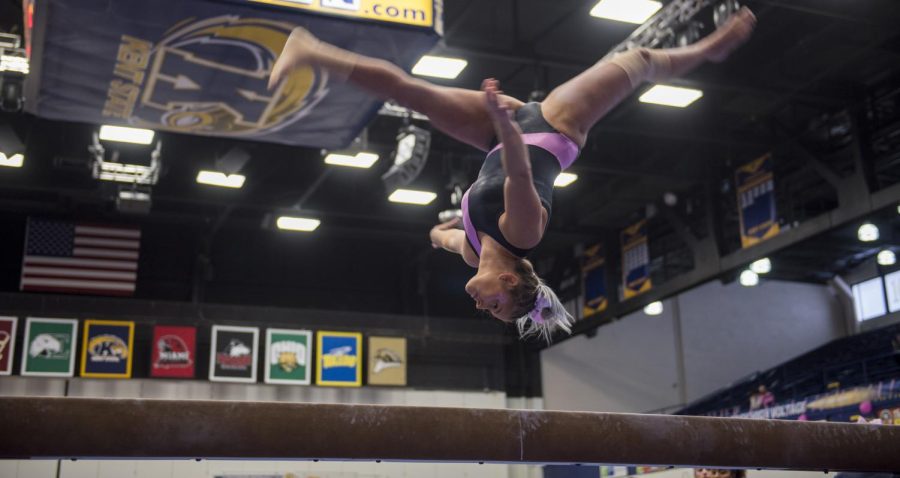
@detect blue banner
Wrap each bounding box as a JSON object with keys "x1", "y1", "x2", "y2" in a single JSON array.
[
  {"x1": 582, "y1": 243, "x2": 607, "y2": 317},
  {"x1": 80, "y1": 320, "x2": 135, "y2": 378},
  {"x1": 316, "y1": 331, "x2": 362, "y2": 387},
  {"x1": 736, "y1": 154, "x2": 780, "y2": 248},
  {"x1": 621, "y1": 220, "x2": 651, "y2": 300},
  {"x1": 25, "y1": 0, "x2": 440, "y2": 149}
]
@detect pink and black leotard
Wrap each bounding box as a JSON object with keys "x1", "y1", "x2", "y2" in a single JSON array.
[{"x1": 462, "y1": 102, "x2": 580, "y2": 258}]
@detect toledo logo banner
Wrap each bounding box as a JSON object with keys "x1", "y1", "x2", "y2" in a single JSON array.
[
  {"x1": 150, "y1": 325, "x2": 196, "y2": 379},
  {"x1": 26, "y1": 0, "x2": 440, "y2": 149},
  {"x1": 209, "y1": 325, "x2": 259, "y2": 383},
  {"x1": 20, "y1": 317, "x2": 78, "y2": 377},
  {"x1": 264, "y1": 328, "x2": 312, "y2": 385},
  {"x1": 80, "y1": 319, "x2": 135, "y2": 379},
  {"x1": 247, "y1": 0, "x2": 440, "y2": 29},
  {"x1": 316, "y1": 331, "x2": 362, "y2": 387},
  {"x1": 367, "y1": 336, "x2": 406, "y2": 386},
  {"x1": 582, "y1": 244, "x2": 608, "y2": 318},
  {"x1": 0, "y1": 317, "x2": 18, "y2": 376},
  {"x1": 736, "y1": 154, "x2": 780, "y2": 248},
  {"x1": 621, "y1": 219, "x2": 652, "y2": 300}
]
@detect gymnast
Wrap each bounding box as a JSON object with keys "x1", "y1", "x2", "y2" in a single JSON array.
[{"x1": 269, "y1": 8, "x2": 757, "y2": 341}]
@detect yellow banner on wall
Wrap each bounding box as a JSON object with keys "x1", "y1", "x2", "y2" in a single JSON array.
[
  {"x1": 368, "y1": 336, "x2": 407, "y2": 386},
  {"x1": 249, "y1": 0, "x2": 439, "y2": 29}
]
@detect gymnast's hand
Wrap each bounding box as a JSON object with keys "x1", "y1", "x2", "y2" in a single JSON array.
[
  {"x1": 482, "y1": 78, "x2": 522, "y2": 136},
  {"x1": 429, "y1": 217, "x2": 461, "y2": 249}
]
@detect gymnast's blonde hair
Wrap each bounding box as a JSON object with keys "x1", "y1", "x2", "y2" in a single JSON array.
[{"x1": 508, "y1": 258, "x2": 574, "y2": 343}]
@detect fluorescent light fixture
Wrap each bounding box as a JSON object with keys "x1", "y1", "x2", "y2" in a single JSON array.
[
  {"x1": 858, "y1": 223, "x2": 879, "y2": 242},
  {"x1": 388, "y1": 189, "x2": 437, "y2": 205},
  {"x1": 118, "y1": 190, "x2": 150, "y2": 201},
  {"x1": 0, "y1": 153, "x2": 23, "y2": 168},
  {"x1": 878, "y1": 250, "x2": 896, "y2": 266},
  {"x1": 0, "y1": 54, "x2": 28, "y2": 74},
  {"x1": 99, "y1": 125, "x2": 155, "y2": 145},
  {"x1": 740, "y1": 269, "x2": 759, "y2": 287},
  {"x1": 750, "y1": 258, "x2": 772, "y2": 274},
  {"x1": 643, "y1": 301, "x2": 663, "y2": 316},
  {"x1": 554, "y1": 172, "x2": 578, "y2": 187},
  {"x1": 324, "y1": 152, "x2": 379, "y2": 169},
  {"x1": 639, "y1": 85, "x2": 704, "y2": 108},
  {"x1": 590, "y1": 0, "x2": 662, "y2": 24},
  {"x1": 411, "y1": 55, "x2": 468, "y2": 79},
  {"x1": 196, "y1": 170, "x2": 246, "y2": 189},
  {"x1": 276, "y1": 216, "x2": 320, "y2": 232}
]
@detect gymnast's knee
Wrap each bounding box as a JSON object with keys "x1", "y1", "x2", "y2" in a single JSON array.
[{"x1": 608, "y1": 48, "x2": 672, "y2": 88}]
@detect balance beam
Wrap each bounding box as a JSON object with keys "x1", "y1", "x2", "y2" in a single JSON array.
[{"x1": 2, "y1": 397, "x2": 898, "y2": 471}]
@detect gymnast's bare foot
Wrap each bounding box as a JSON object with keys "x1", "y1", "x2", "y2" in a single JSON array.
[
  {"x1": 269, "y1": 27, "x2": 320, "y2": 90},
  {"x1": 704, "y1": 7, "x2": 757, "y2": 63}
]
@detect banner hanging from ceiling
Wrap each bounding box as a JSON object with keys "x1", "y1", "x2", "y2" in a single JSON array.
[
  {"x1": 24, "y1": 0, "x2": 441, "y2": 149},
  {"x1": 621, "y1": 219, "x2": 652, "y2": 300},
  {"x1": 582, "y1": 244, "x2": 608, "y2": 318},
  {"x1": 736, "y1": 154, "x2": 780, "y2": 248}
]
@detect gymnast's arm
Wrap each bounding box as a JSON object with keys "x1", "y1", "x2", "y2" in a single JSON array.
[{"x1": 430, "y1": 220, "x2": 478, "y2": 268}]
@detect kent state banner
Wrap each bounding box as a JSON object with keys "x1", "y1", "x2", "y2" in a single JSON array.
[
  {"x1": 621, "y1": 219, "x2": 652, "y2": 299},
  {"x1": 81, "y1": 319, "x2": 135, "y2": 379},
  {"x1": 736, "y1": 154, "x2": 780, "y2": 248},
  {"x1": 582, "y1": 244, "x2": 608, "y2": 318},
  {"x1": 20, "y1": 317, "x2": 78, "y2": 377},
  {"x1": 317, "y1": 331, "x2": 362, "y2": 387},
  {"x1": 25, "y1": 0, "x2": 441, "y2": 149}
]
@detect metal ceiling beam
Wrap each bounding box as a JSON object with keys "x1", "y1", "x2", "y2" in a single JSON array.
[{"x1": 3, "y1": 397, "x2": 899, "y2": 470}]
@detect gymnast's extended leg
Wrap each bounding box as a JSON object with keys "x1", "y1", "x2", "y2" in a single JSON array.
[
  {"x1": 540, "y1": 7, "x2": 757, "y2": 147},
  {"x1": 269, "y1": 28, "x2": 522, "y2": 152}
]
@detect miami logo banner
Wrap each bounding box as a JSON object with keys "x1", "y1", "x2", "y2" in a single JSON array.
[
  {"x1": 25, "y1": 0, "x2": 440, "y2": 148},
  {"x1": 736, "y1": 154, "x2": 780, "y2": 248},
  {"x1": 20, "y1": 317, "x2": 78, "y2": 377},
  {"x1": 150, "y1": 325, "x2": 196, "y2": 379},
  {"x1": 81, "y1": 319, "x2": 135, "y2": 379},
  {"x1": 367, "y1": 336, "x2": 406, "y2": 386},
  {"x1": 582, "y1": 244, "x2": 608, "y2": 318},
  {"x1": 316, "y1": 331, "x2": 362, "y2": 387},
  {"x1": 0, "y1": 317, "x2": 18, "y2": 375},
  {"x1": 265, "y1": 328, "x2": 312, "y2": 385},
  {"x1": 210, "y1": 325, "x2": 259, "y2": 383},
  {"x1": 621, "y1": 219, "x2": 652, "y2": 300}
]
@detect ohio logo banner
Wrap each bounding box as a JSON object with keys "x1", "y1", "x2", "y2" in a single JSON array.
[
  {"x1": 736, "y1": 154, "x2": 780, "y2": 248},
  {"x1": 210, "y1": 325, "x2": 259, "y2": 383},
  {"x1": 264, "y1": 328, "x2": 312, "y2": 385},
  {"x1": 150, "y1": 325, "x2": 196, "y2": 379},
  {"x1": 80, "y1": 320, "x2": 135, "y2": 378},
  {"x1": 0, "y1": 317, "x2": 18, "y2": 375},
  {"x1": 316, "y1": 331, "x2": 362, "y2": 387},
  {"x1": 621, "y1": 219, "x2": 652, "y2": 300},
  {"x1": 582, "y1": 244, "x2": 608, "y2": 318},
  {"x1": 26, "y1": 0, "x2": 440, "y2": 149},
  {"x1": 367, "y1": 336, "x2": 406, "y2": 386},
  {"x1": 20, "y1": 317, "x2": 78, "y2": 377}
]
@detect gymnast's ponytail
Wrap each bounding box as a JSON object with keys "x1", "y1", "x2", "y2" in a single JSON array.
[{"x1": 510, "y1": 259, "x2": 574, "y2": 343}]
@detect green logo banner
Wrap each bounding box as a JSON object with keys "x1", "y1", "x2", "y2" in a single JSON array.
[
  {"x1": 21, "y1": 318, "x2": 78, "y2": 377},
  {"x1": 265, "y1": 329, "x2": 312, "y2": 385}
]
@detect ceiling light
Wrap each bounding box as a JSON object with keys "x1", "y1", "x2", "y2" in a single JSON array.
[
  {"x1": 0, "y1": 152, "x2": 23, "y2": 168},
  {"x1": 877, "y1": 250, "x2": 896, "y2": 266},
  {"x1": 411, "y1": 55, "x2": 468, "y2": 79},
  {"x1": 276, "y1": 216, "x2": 320, "y2": 232},
  {"x1": 324, "y1": 152, "x2": 379, "y2": 169},
  {"x1": 196, "y1": 171, "x2": 245, "y2": 189},
  {"x1": 388, "y1": 189, "x2": 437, "y2": 205},
  {"x1": 858, "y1": 223, "x2": 879, "y2": 242},
  {"x1": 0, "y1": 54, "x2": 28, "y2": 74},
  {"x1": 750, "y1": 258, "x2": 772, "y2": 275},
  {"x1": 554, "y1": 172, "x2": 578, "y2": 187},
  {"x1": 590, "y1": 0, "x2": 662, "y2": 24},
  {"x1": 639, "y1": 85, "x2": 703, "y2": 108},
  {"x1": 739, "y1": 270, "x2": 759, "y2": 287},
  {"x1": 99, "y1": 125, "x2": 155, "y2": 145},
  {"x1": 643, "y1": 301, "x2": 663, "y2": 316}
]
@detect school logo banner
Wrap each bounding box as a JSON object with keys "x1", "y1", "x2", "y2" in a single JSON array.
[
  {"x1": 621, "y1": 219, "x2": 652, "y2": 299},
  {"x1": 21, "y1": 317, "x2": 78, "y2": 377},
  {"x1": 264, "y1": 328, "x2": 312, "y2": 385},
  {"x1": 210, "y1": 325, "x2": 259, "y2": 383},
  {"x1": 316, "y1": 331, "x2": 362, "y2": 387},
  {"x1": 0, "y1": 317, "x2": 18, "y2": 375},
  {"x1": 81, "y1": 319, "x2": 135, "y2": 378},
  {"x1": 248, "y1": 0, "x2": 440, "y2": 29},
  {"x1": 150, "y1": 325, "x2": 196, "y2": 379},
  {"x1": 582, "y1": 244, "x2": 608, "y2": 318},
  {"x1": 736, "y1": 154, "x2": 780, "y2": 248},
  {"x1": 367, "y1": 336, "x2": 406, "y2": 386},
  {"x1": 26, "y1": 0, "x2": 440, "y2": 149}
]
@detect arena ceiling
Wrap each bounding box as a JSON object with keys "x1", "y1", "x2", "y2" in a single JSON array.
[{"x1": 0, "y1": 0, "x2": 898, "y2": 325}]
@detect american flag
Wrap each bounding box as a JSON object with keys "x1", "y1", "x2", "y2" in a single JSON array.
[{"x1": 20, "y1": 218, "x2": 141, "y2": 296}]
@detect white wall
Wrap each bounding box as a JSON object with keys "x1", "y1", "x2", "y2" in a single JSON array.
[{"x1": 542, "y1": 280, "x2": 847, "y2": 413}]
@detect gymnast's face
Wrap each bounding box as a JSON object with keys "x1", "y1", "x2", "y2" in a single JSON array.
[{"x1": 465, "y1": 271, "x2": 519, "y2": 322}]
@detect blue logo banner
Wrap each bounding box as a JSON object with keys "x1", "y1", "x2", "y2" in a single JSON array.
[
  {"x1": 317, "y1": 331, "x2": 362, "y2": 386},
  {"x1": 621, "y1": 219, "x2": 651, "y2": 299},
  {"x1": 81, "y1": 320, "x2": 134, "y2": 378},
  {"x1": 736, "y1": 154, "x2": 780, "y2": 248}
]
